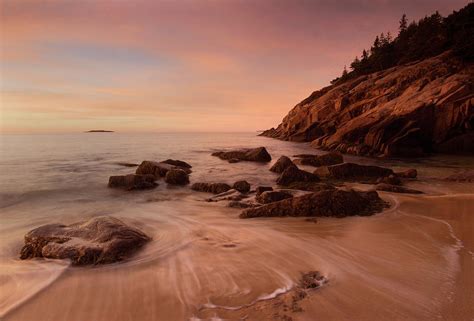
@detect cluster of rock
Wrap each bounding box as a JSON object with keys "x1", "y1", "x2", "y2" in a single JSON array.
[
  {"x1": 260, "y1": 52, "x2": 474, "y2": 157},
  {"x1": 108, "y1": 159, "x2": 193, "y2": 190}
]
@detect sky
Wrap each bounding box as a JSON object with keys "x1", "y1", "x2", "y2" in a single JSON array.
[{"x1": 0, "y1": 0, "x2": 469, "y2": 133}]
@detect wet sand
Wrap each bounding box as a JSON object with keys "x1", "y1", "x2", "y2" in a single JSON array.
[{"x1": 2, "y1": 183, "x2": 473, "y2": 321}]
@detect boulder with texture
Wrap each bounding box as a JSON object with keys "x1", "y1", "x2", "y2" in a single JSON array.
[
  {"x1": 240, "y1": 189, "x2": 387, "y2": 218},
  {"x1": 233, "y1": 180, "x2": 251, "y2": 193},
  {"x1": 256, "y1": 191, "x2": 293, "y2": 204},
  {"x1": 19, "y1": 216, "x2": 150, "y2": 265},
  {"x1": 212, "y1": 147, "x2": 272, "y2": 163},
  {"x1": 276, "y1": 165, "x2": 320, "y2": 186},
  {"x1": 108, "y1": 174, "x2": 157, "y2": 190},
  {"x1": 191, "y1": 182, "x2": 232, "y2": 194},
  {"x1": 270, "y1": 156, "x2": 295, "y2": 173},
  {"x1": 165, "y1": 169, "x2": 190, "y2": 185}
]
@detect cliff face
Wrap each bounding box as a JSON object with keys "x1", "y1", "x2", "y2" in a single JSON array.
[{"x1": 261, "y1": 52, "x2": 474, "y2": 157}]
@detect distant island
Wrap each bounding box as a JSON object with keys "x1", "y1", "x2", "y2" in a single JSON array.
[{"x1": 85, "y1": 130, "x2": 114, "y2": 133}]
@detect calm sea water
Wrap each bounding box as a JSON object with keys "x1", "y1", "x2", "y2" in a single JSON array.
[{"x1": 1, "y1": 132, "x2": 473, "y2": 321}]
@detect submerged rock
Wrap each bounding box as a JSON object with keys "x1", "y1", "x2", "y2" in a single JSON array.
[
  {"x1": 375, "y1": 183, "x2": 423, "y2": 194},
  {"x1": 376, "y1": 175, "x2": 402, "y2": 186},
  {"x1": 212, "y1": 147, "x2": 272, "y2": 163},
  {"x1": 20, "y1": 216, "x2": 150, "y2": 265},
  {"x1": 108, "y1": 174, "x2": 157, "y2": 190},
  {"x1": 165, "y1": 169, "x2": 190, "y2": 185},
  {"x1": 270, "y1": 156, "x2": 295, "y2": 173},
  {"x1": 299, "y1": 271, "x2": 327, "y2": 289},
  {"x1": 115, "y1": 162, "x2": 139, "y2": 167},
  {"x1": 276, "y1": 165, "x2": 320, "y2": 186},
  {"x1": 191, "y1": 182, "x2": 232, "y2": 194},
  {"x1": 240, "y1": 189, "x2": 387, "y2": 218},
  {"x1": 256, "y1": 190, "x2": 293, "y2": 204},
  {"x1": 294, "y1": 152, "x2": 343, "y2": 167},
  {"x1": 233, "y1": 180, "x2": 251, "y2": 193}
]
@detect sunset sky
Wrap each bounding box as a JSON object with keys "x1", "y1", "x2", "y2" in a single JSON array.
[{"x1": 0, "y1": 0, "x2": 468, "y2": 133}]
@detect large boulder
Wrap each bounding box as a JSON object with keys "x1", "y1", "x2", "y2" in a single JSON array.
[
  {"x1": 256, "y1": 191, "x2": 293, "y2": 204},
  {"x1": 191, "y1": 182, "x2": 232, "y2": 194},
  {"x1": 320, "y1": 163, "x2": 394, "y2": 181},
  {"x1": 276, "y1": 165, "x2": 320, "y2": 186},
  {"x1": 240, "y1": 189, "x2": 387, "y2": 219},
  {"x1": 270, "y1": 156, "x2": 295, "y2": 173},
  {"x1": 212, "y1": 147, "x2": 272, "y2": 163},
  {"x1": 108, "y1": 174, "x2": 157, "y2": 190},
  {"x1": 294, "y1": 152, "x2": 343, "y2": 167},
  {"x1": 375, "y1": 183, "x2": 423, "y2": 194},
  {"x1": 233, "y1": 180, "x2": 251, "y2": 193},
  {"x1": 259, "y1": 52, "x2": 474, "y2": 157},
  {"x1": 19, "y1": 216, "x2": 150, "y2": 265},
  {"x1": 165, "y1": 169, "x2": 190, "y2": 185}
]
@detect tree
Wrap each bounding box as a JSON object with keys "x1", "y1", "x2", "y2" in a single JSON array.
[
  {"x1": 362, "y1": 49, "x2": 369, "y2": 61},
  {"x1": 399, "y1": 14, "x2": 408, "y2": 34},
  {"x1": 350, "y1": 56, "x2": 360, "y2": 71},
  {"x1": 342, "y1": 65, "x2": 348, "y2": 78}
]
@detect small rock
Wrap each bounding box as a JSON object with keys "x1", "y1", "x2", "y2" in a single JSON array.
[
  {"x1": 115, "y1": 162, "x2": 139, "y2": 167},
  {"x1": 165, "y1": 169, "x2": 190, "y2": 185},
  {"x1": 191, "y1": 182, "x2": 232, "y2": 194},
  {"x1": 161, "y1": 159, "x2": 192, "y2": 169},
  {"x1": 136, "y1": 160, "x2": 190, "y2": 178},
  {"x1": 256, "y1": 191, "x2": 293, "y2": 204},
  {"x1": 299, "y1": 271, "x2": 327, "y2": 289},
  {"x1": 276, "y1": 165, "x2": 320, "y2": 186},
  {"x1": 444, "y1": 170, "x2": 474, "y2": 182},
  {"x1": 270, "y1": 156, "x2": 295, "y2": 173},
  {"x1": 212, "y1": 147, "x2": 272, "y2": 163},
  {"x1": 256, "y1": 186, "x2": 274, "y2": 196},
  {"x1": 233, "y1": 180, "x2": 251, "y2": 193},
  {"x1": 395, "y1": 169, "x2": 418, "y2": 179},
  {"x1": 108, "y1": 174, "x2": 157, "y2": 190}
]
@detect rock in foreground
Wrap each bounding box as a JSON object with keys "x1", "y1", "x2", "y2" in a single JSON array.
[
  {"x1": 212, "y1": 147, "x2": 272, "y2": 163},
  {"x1": 318, "y1": 163, "x2": 394, "y2": 181},
  {"x1": 20, "y1": 216, "x2": 150, "y2": 265},
  {"x1": 165, "y1": 169, "x2": 190, "y2": 185},
  {"x1": 108, "y1": 174, "x2": 157, "y2": 190},
  {"x1": 240, "y1": 189, "x2": 387, "y2": 218},
  {"x1": 256, "y1": 190, "x2": 293, "y2": 204},
  {"x1": 233, "y1": 180, "x2": 251, "y2": 193},
  {"x1": 136, "y1": 160, "x2": 191, "y2": 178}
]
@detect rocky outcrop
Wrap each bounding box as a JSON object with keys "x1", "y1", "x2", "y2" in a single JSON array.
[
  {"x1": 20, "y1": 216, "x2": 150, "y2": 265},
  {"x1": 165, "y1": 169, "x2": 190, "y2": 185},
  {"x1": 108, "y1": 174, "x2": 157, "y2": 190},
  {"x1": 191, "y1": 182, "x2": 232, "y2": 194},
  {"x1": 270, "y1": 156, "x2": 295, "y2": 173},
  {"x1": 276, "y1": 166, "x2": 320, "y2": 186},
  {"x1": 293, "y1": 152, "x2": 343, "y2": 167},
  {"x1": 256, "y1": 191, "x2": 293, "y2": 204},
  {"x1": 260, "y1": 52, "x2": 474, "y2": 156},
  {"x1": 212, "y1": 147, "x2": 272, "y2": 163},
  {"x1": 240, "y1": 189, "x2": 387, "y2": 218},
  {"x1": 233, "y1": 180, "x2": 251, "y2": 193}
]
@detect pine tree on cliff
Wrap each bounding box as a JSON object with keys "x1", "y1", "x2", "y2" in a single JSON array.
[{"x1": 399, "y1": 14, "x2": 408, "y2": 35}]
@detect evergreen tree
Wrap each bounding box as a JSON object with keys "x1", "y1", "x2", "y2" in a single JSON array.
[{"x1": 399, "y1": 14, "x2": 408, "y2": 34}]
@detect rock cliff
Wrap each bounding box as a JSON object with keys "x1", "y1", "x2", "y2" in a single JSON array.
[{"x1": 261, "y1": 52, "x2": 473, "y2": 156}]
